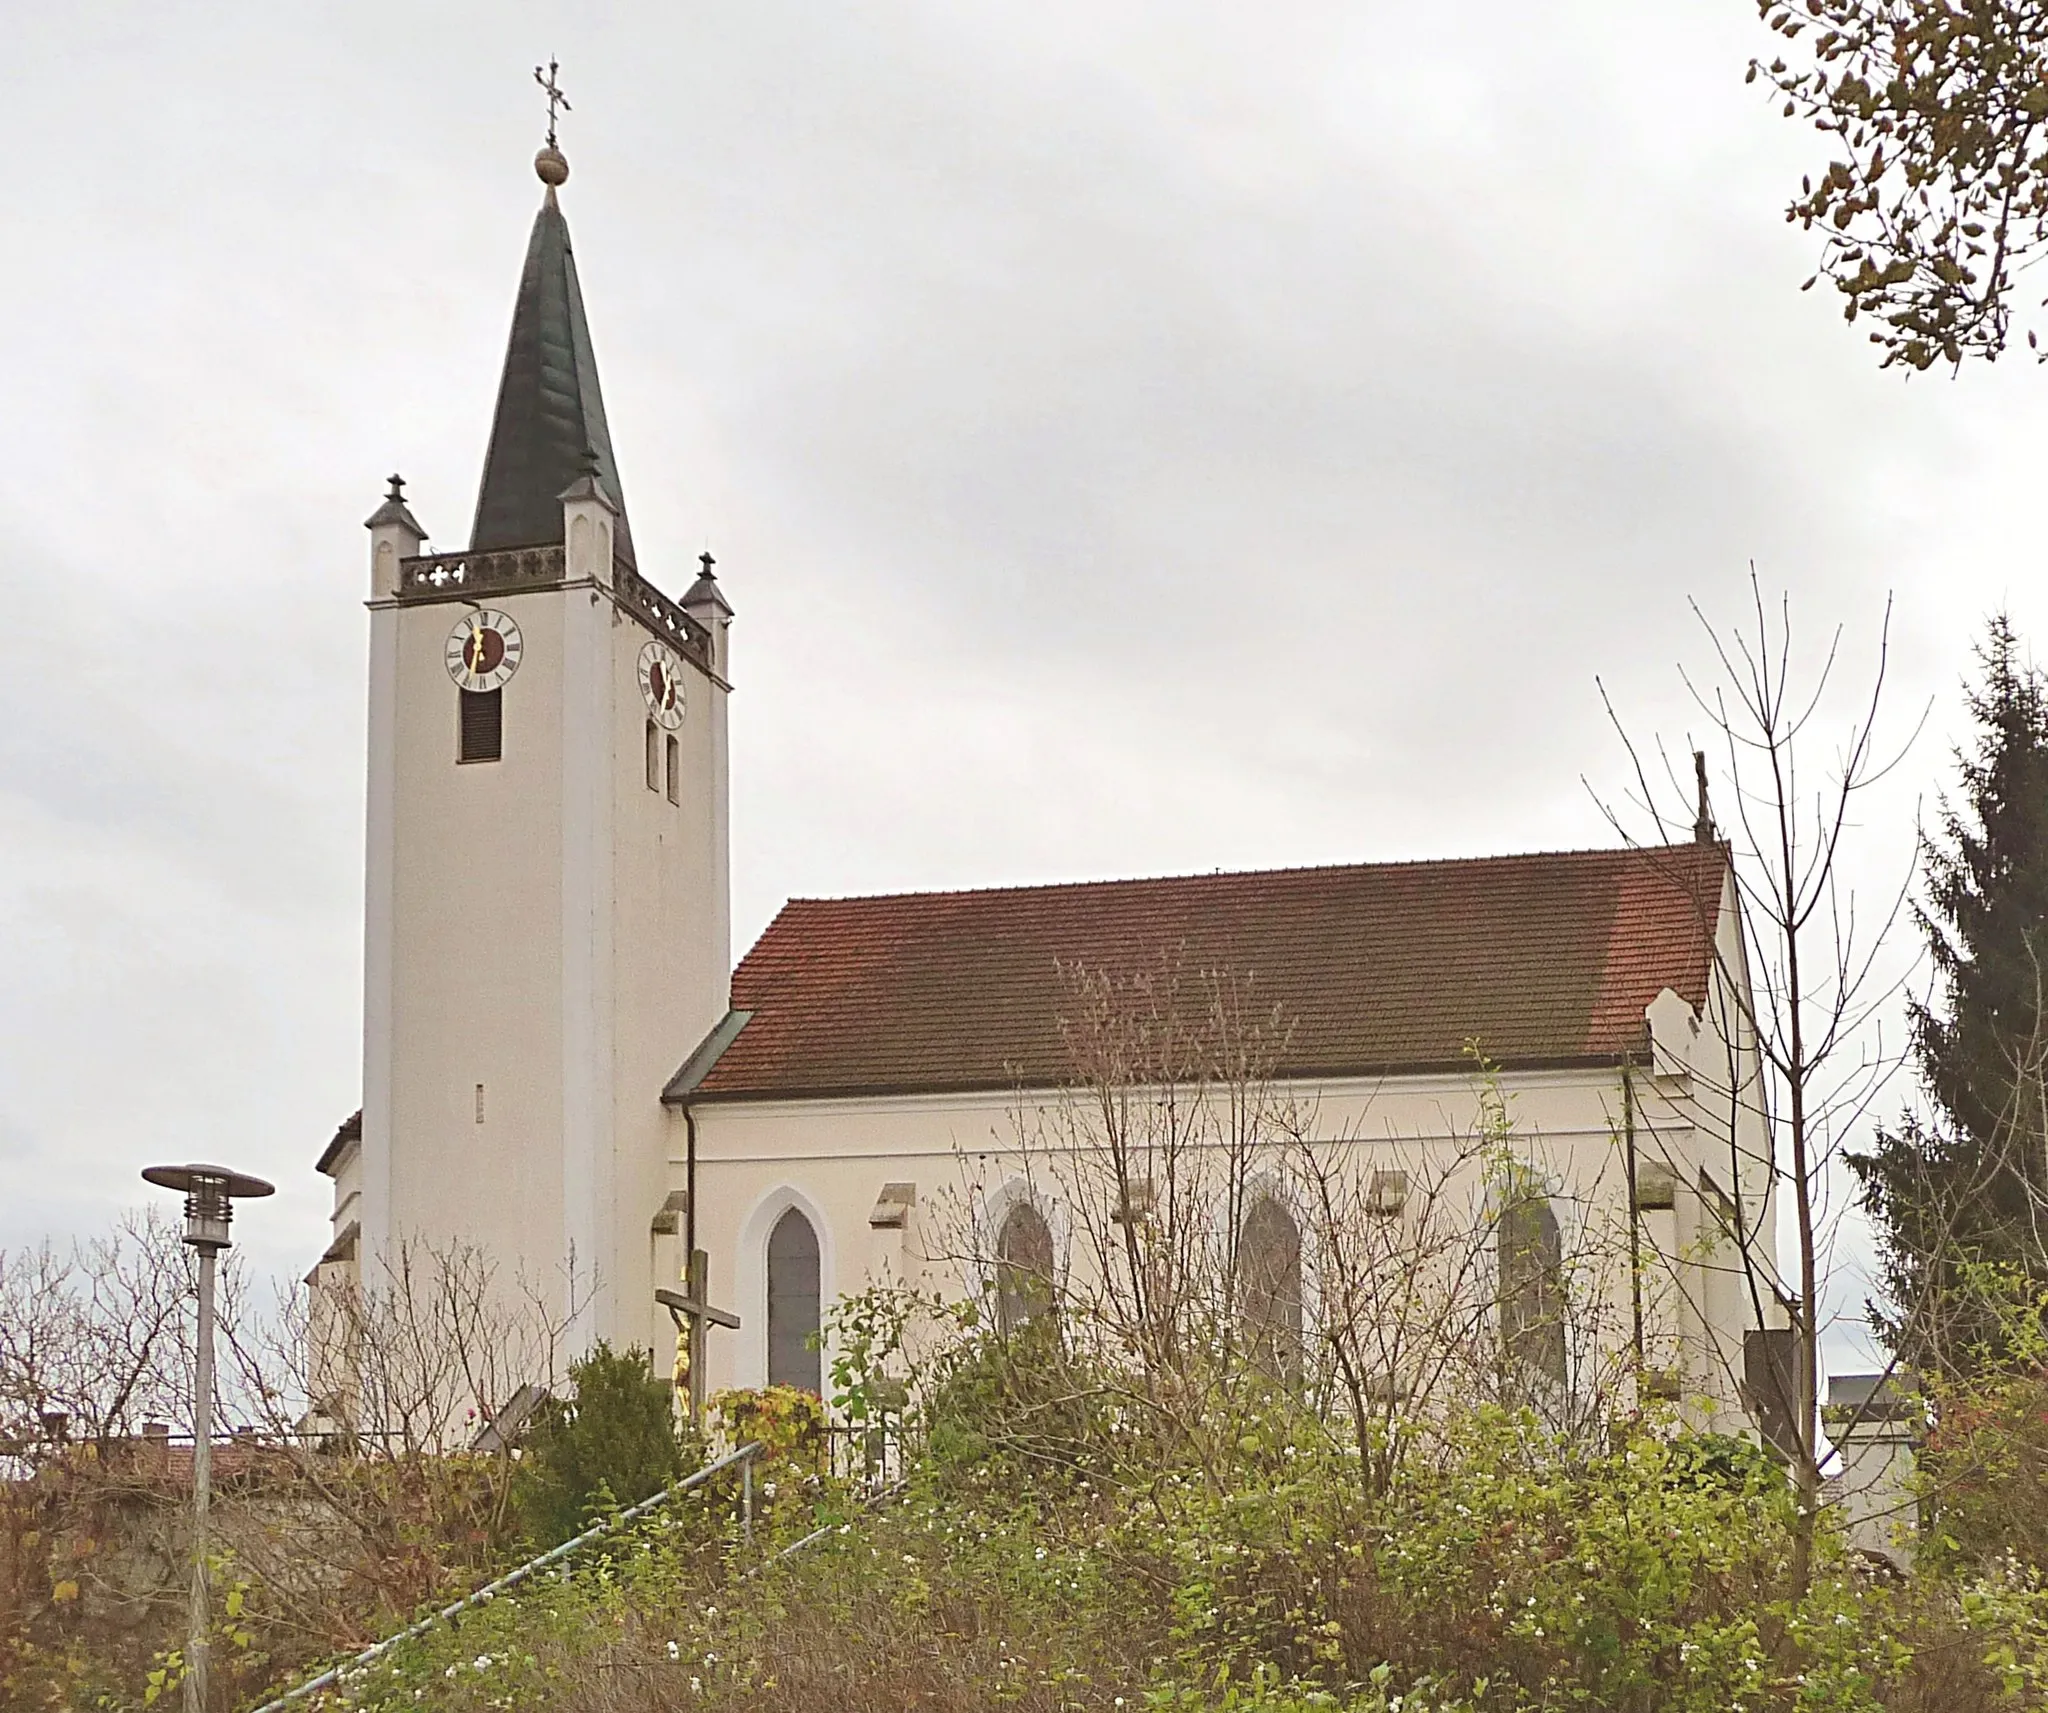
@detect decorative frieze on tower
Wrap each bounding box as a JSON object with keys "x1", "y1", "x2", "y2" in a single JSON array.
[{"x1": 349, "y1": 135, "x2": 734, "y2": 1360}]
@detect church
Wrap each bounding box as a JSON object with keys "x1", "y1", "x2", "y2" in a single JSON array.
[{"x1": 314, "y1": 139, "x2": 1782, "y2": 1434}]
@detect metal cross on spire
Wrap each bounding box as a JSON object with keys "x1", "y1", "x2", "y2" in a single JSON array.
[{"x1": 534, "y1": 57, "x2": 571, "y2": 149}]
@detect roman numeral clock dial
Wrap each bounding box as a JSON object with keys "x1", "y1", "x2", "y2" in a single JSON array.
[
  {"x1": 445, "y1": 611, "x2": 524, "y2": 690},
  {"x1": 639, "y1": 640, "x2": 686, "y2": 728}
]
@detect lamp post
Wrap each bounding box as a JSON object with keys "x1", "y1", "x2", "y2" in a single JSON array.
[{"x1": 142, "y1": 1163, "x2": 274, "y2": 1713}]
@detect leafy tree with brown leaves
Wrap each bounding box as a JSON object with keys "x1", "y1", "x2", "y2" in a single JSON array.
[{"x1": 1750, "y1": 2, "x2": 2048, "y2": 369}]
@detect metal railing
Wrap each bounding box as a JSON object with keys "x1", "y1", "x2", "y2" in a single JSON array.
[
  {"x1": 248, "y1": 1440, "x2": 764, "y2": 1713},
  {"x1": 826, "y1": 1413, "x2": 906, "y2": 1492}
]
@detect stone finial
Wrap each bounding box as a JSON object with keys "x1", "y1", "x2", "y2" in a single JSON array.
[
  {"x1": 364, "y1": 472, "x2": 426, "y2": 538},
  {"x1": 556, "y1": 443, "x2": 617, "y2": 509},
  {"x1": 365, "y1": 473, "x2": 426, "y2": 600},
  {"x1": 683, "y1": 548, "x2": 734, "y2": 620}
]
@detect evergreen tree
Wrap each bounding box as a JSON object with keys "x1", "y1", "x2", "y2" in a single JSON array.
[
  {"x1": 1854, "y1": 616, "x2": 2048, "y2": 1370},
  {"x1": 514, "y1": 1341, "x2": 685, "y2": 1545}
]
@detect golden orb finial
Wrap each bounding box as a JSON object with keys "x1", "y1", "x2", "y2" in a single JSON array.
[{"x1": 534, "y1": 57, "x2": 572, "y2": 188}]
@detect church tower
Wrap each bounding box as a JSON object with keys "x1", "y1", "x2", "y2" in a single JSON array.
[{"x1": 356, "y1": 137, "x2": 733, "y2": 1357}]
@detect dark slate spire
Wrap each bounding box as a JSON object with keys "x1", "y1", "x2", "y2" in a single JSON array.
[{"x1": 470, "y1": 149, "x2": 635, "y2": 567}]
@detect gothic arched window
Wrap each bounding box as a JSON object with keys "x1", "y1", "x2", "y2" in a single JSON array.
[
  {"x1": 1498, "y1": 1193, "x2": 1567, "y2": 1388},
  {"x1": 767, "y1": 1206, "x2": 822, "y2": 1393},
  {"x1": 1239, "y1": 1196, "x2": 1303, "y2": 1378},
  {"x1": 995, "y1": 1201, "x2": 1055, "y2": 1334}
]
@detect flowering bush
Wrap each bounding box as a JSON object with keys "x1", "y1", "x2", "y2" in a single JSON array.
[{"x1": 707, "y1": 1385, "x2": 826, "y2": 1471}]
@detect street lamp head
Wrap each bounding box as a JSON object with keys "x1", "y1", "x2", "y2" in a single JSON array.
[{"x1": 141, "y1": 1163, "x2": 275, "y2": 1253}]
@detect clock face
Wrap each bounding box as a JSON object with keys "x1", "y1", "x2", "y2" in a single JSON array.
[
  {"x1": 639, "y1": 640, "x2": 686, "y2": 729},
  {"x1": 446, "y1": 611, "x2": 523, "y2": 691}
]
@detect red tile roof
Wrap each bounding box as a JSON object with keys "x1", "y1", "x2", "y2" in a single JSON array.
[{"x1": 693, "y1": 843, "x2": 1729, "y2": 1101}]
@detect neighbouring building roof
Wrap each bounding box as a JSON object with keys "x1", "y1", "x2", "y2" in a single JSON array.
[
  {"x1": 469, "y1": 181, "x2": 635, "y2": 565},
  {"x1": 688, "y1": 842, "x2": 1730, "y2": 1103},
  {"x1": 26, "y1": 1434, "x2": 292, "y2": 1488}
]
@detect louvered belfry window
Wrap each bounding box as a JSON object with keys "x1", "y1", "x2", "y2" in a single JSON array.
[{"x1": 459, "y1": 688, "x2": 503, "y2": 763}]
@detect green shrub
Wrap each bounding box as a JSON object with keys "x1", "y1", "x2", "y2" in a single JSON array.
[{"x1": 514, "y1": 1342, "x2": 686, "y2": 1545}]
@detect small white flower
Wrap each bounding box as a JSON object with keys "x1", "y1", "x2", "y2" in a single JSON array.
[
  {"x1": 690, "y1": 1675, "x2": 703, "y2": 1694},
  {"x1": 668, "y1": 1641, "x2": 681, "y2": 1661}
]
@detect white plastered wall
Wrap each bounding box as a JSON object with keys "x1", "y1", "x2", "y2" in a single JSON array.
[
  {"x1": 358, "y1": 498, "x2": 731, "y2": 1364},
  {"x1": 679, "y1": 1026, "x2": 1775, "y2": 1432}
]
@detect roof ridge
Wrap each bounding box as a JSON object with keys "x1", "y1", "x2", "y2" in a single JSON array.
[{"x1": 780, "y1": 841, "x2": 1722, "y2": 909}]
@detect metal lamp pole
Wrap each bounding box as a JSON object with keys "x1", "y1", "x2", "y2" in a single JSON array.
[{"x1": 142, "y1": 1163, "x2": 274, "y2": 1713}]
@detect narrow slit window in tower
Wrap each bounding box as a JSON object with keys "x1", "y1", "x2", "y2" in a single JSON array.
[
  {"x1": 665, "y1": 734, "x2": 681, "y2": 805},
  {"x1": 645, "y1": 720, "x2": 660, "y2": 791}
]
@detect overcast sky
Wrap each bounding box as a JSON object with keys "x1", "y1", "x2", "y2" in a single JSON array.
[{"x1": 4, "y1": 2, "x2": 2042, "y2": 1363}]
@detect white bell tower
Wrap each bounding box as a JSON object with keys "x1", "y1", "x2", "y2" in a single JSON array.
[{"x1": 354, "y1": 139, "x2": 733, "y2": 1357}]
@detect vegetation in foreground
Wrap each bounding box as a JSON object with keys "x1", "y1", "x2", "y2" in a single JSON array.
[{"x1": 255, "y1": 1289, "x2": 2048, "y2": 1713}]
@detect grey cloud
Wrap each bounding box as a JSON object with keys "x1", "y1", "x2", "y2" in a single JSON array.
[{"x1": 3, "y1": 1, "x2": 2039, "y2": 1368}]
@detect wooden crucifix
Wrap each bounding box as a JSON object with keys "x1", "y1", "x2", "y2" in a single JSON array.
[{"x1": 656, "y1": 1249, "x2": 739, "y2": 1424}]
